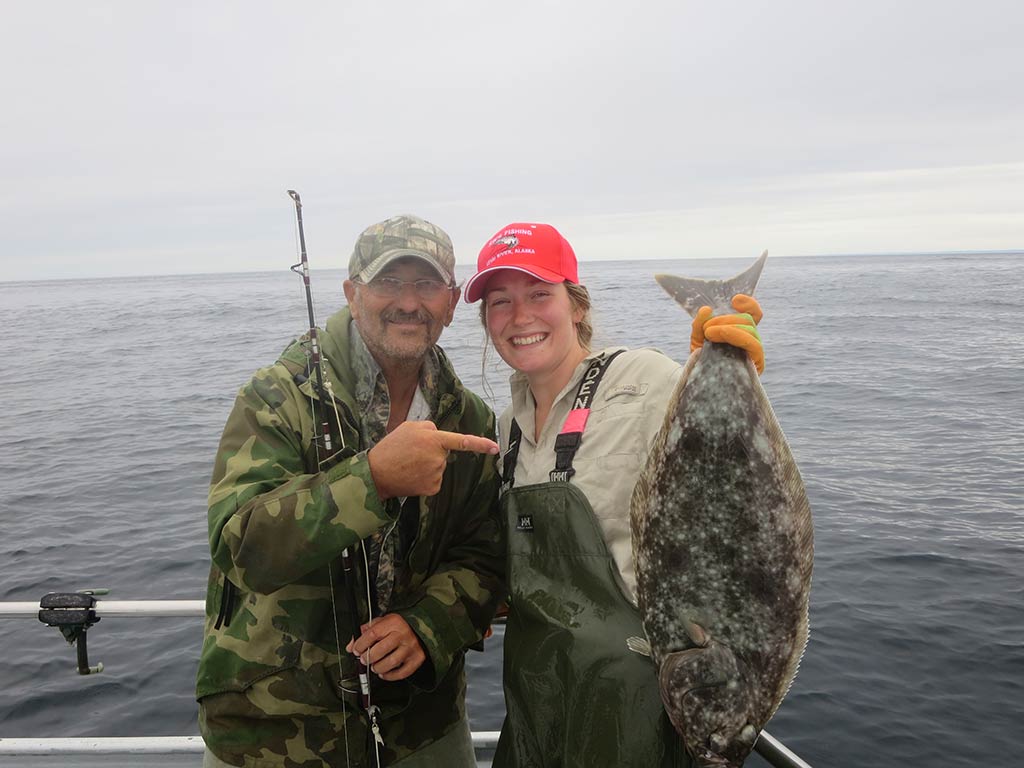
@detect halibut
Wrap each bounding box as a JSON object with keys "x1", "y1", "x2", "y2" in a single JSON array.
[{"x1": 631, "y1": 253, "x2": 813, "y2": 767}]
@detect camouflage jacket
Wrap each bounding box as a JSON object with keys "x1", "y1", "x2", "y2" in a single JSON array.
[{"x1": 196, "y1": 308, "x2": 504, "y2": 767}]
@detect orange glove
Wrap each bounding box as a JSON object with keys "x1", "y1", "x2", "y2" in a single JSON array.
[{"x1": 690, "y1": 294, "x2": 764, "y2": 374}]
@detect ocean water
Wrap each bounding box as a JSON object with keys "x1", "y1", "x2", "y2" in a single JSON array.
[{"x1": 1, "y1": 253, "x2": 1022, "y2": 767}]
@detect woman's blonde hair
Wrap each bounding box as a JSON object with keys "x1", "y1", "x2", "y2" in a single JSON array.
[
  {"x1": 564, "y1": 282, "x2": 593, "y2": 351},
  {"x1": 478, "y1": 281, "x2": 593, "y2": 351}
]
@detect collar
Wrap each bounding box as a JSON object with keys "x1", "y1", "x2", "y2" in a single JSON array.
[{"x1": 508, "y1": 346, "x2": 627, "y2": 445}]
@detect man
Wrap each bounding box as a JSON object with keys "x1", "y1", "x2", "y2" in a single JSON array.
[{"x1": 196, "y1": 215, "x2": 505, "y2": 767}]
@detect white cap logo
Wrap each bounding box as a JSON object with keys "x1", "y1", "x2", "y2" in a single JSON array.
[{"x1": 491, "y1": 235, "x2": 519, "y2": 252}]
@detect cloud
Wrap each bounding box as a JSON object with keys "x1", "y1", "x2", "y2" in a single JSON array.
[{"x1": 1, "y1": 1, "x2": 1021, "y2": 281}]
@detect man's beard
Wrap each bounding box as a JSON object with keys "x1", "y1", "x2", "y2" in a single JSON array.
[{"x1": 361, "y1": 308, "x2": 437, "y2": 364}]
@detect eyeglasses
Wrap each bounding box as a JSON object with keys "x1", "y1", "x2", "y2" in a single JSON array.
[{"x1": 356, "y1": 276, "x2": 451, "y2": 300}]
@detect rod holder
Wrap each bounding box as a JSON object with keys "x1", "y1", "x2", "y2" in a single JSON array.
[{"x1": 38, "y1": 591, "x2": 105, "y2": 674}]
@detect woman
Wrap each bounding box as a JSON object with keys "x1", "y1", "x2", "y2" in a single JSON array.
[{"x1": 463, "y1": 222, "x2": 764, "y2": 768}]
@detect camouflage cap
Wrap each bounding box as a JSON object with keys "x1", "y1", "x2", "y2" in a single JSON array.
[{"x1": 349, "y1": 215, "x2": 456, "y2": 286}]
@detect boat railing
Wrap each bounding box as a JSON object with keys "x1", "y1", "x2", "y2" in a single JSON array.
[{"x1": 0, "y1": 595, "x2": 811, "y2": 768}]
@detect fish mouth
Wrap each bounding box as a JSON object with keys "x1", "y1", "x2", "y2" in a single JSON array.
[{"x1": 509, "y1": 333, "x2": 548, "y2": 347}]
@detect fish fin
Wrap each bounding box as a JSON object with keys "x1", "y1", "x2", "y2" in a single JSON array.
[
  {"x1": 655, "y1": 251, "x2": 767, "y2": 317},
  {"x1": 626, "y1": 636, "x2": 652, "y2": 657},
  {"x1": 684, "y1": 619, "x2": 710, "y2": 647}
]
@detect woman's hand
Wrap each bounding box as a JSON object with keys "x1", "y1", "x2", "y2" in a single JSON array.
[{"x1": 690, "y1": 294, "x2": 765, "y2": 374}]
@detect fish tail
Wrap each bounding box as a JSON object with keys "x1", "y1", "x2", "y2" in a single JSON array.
[{"x1": 655, "y1": 251, "x2": 767, "y2": 318}]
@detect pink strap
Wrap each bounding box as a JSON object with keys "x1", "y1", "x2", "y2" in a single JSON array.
[{"x1": 560, "y1": 408, "x2": 590, "y2": 435}]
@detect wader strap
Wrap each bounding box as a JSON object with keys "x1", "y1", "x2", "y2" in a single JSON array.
[
  {"x1": 499, "y1": 351, "x2": 627, "y2": 492},
  {"x1": 550, "y1": 350, "x2": 624, "y2": 482}
]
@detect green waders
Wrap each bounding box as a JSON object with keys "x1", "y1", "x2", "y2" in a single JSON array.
[{"x1": 492, "y1": 356, "x2": 690, "y2": 768}]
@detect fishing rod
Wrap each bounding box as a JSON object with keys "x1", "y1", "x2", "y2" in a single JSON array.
[
  {"x1": 287, "y1": 190, "x2": 382, "y2": 767},
  {"x1": 288, "y1": 190, "x2": 334, "y2": 458}
]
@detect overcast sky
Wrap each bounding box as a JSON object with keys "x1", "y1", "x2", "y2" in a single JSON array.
[{"x1": 2, "y1": 1, "x2": 1022, "y2": 281}]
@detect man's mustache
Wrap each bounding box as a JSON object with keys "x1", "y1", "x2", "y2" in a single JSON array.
[{"x1": 382, "y1": 309, "x2": 430, "y2": 324}]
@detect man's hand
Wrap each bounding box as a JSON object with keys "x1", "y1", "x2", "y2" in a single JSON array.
[
  {"x1": 346, "y1": 614, "x2": 426, "y2": 682},
  {"x1": 690, "y1": 294, "x2": 765, "y2": 374},
  {"x1": 367, "y1": 421, "x2": 499, "y2": 499}
]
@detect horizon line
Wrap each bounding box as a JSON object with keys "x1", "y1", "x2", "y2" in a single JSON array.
[{"x1": 2, "y1": 248, "x2": 1021, "y2": 286}]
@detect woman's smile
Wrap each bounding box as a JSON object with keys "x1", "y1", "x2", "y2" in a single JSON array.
[{"x1": 510, "y1": 332, "x2": 548, "y2": 347}]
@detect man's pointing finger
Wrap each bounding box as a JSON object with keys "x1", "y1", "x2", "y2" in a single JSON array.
[{"x1": 436, "y1": 431, "x2": 500, "y2": 455}]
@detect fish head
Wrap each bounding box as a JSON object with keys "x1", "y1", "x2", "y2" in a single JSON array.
[{"x1": 659, "y1": 640, "x2": 760, "y2": 767}]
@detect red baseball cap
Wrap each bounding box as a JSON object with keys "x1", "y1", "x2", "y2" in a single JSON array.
[{"x1": 463, "y1": 222, "x2": 579, "y2": 303}]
